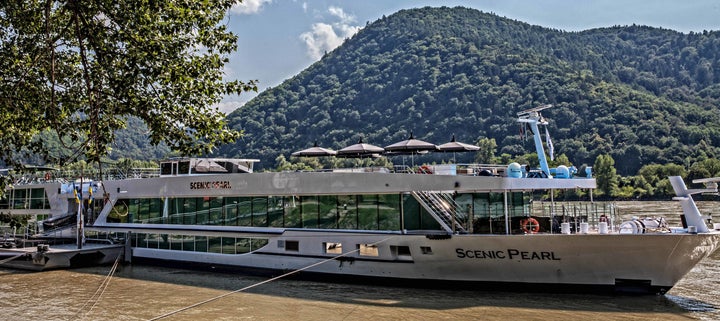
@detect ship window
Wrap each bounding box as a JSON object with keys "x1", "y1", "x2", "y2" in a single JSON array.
[
  {"x1": 358, "y1": 195, "x2": 379, "y2": 230},
  {"x1": 267, "y1": 196, "x2": 284, "y2": 228},
  {"x1": 391, "y1": 245, "x2": 411, "y2": 256},
  {"x1": 337, "y1": 195, "x2": 357, "y2": 229},
  {"x1": 358, "y1": 244, "x2": 379, "y2": 257},
  {"x1": 29, "y1": 188, "x2": 47, "y2": 209},
  {"x1": 0, "y1": 193, "x2": 8, "y2": 209},
  {"x1": 420, "y1": 246, "x2": 433, "y2": 255},
  {"x1": 209, "y1": 197, "x2": 224, "y2": 226},
  {"x1": 159, "y1": 234, "x2": 170, "y2": 249},
  {"x1": 301, "y1": 196, "x2": 319, "y2": 228},
  {"x1": 161, "y1": 162, "x2": 172, "y2": 175},
  {"x1": 12, "y1": 188, "x2": 27, "y2": 209},
  {"x1": 252, "y1": 197, "x2": 268, "y2": 227},
  {"x1": 285, "y1": 240, "x2": 299, "y2": 252},
  {"x1": 252, "y1": 238, "x2": 268, "y2": 251},
  {"x1": 318, "y1": 195, "x2": 338, "y2": 229},
  {"x1": 236, "y1": 238, "x2": 251, "y2": 254},
  {"x1": 221, "y1": 237, "x2": 236, "y2": 254},
  {"x1": 181, "y1": 235, "x2": 195, "y2": 251},
  {"x1": 284, "y1": 196, "x2": 302, "y2": 228},
  {"x1": 378, "y1": 194, "x2": 401, "y2": 230},
  {"x1": 146, "y1": 234, "x2": 160, "y2": 248},
  {"x1": 195, "y1": 236, "x2": 208, "y2": 252},
  {"x1": 178, "y1": 161, "x2": 191, "y2": 175},
  {"x1": 324, "y1": 242, "x2": 342, "y2": 254},
  {"x1": 208, "y1": 237, "x2": 222, "y2": 253}
]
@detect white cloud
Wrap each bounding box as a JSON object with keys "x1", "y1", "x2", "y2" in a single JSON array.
[
  {"x1": 230, "y1": 0, "x2": 272, "y2": 15},
  {"x1": 300, "y1": 7, "x2": 361, "y2": 60},
  {"x1": 328, "y1": 6, "x2": 355, "y2": 24},
  {"x1": 215, "y1": 100, "x2": 246, "y2": 114}
]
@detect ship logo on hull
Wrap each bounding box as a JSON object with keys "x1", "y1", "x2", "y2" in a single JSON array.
[
  {"x1": 190, "y1": 181, "x2": 232, "y2": 190},
  {"x1": 456, "y1": 248, "x2": 561, "y2": 261}
]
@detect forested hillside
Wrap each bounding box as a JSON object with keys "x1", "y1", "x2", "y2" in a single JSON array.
[
  {"x1": 220, "y1": 6, "x2": 720, "y2": 175},
  {"x1": 16, "y1": 117, "x2": 169, "y2": 166}
]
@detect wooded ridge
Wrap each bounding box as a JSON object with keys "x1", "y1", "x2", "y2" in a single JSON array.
[{"x1": 218, "y1": 6, "x2": 720, "y2": 175}]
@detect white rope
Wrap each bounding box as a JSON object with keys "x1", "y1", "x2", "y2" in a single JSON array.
[
  {"x1": 147, "y1": 235, "x2": 397, "y2": 321},
  {"x1": 72, "y1": 251, "x2": 124, "y2": 321}
]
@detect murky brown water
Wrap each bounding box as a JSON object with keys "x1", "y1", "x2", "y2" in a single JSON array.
[{"x1": 1, "y1": 201, "x2": 719, "y2": 321}]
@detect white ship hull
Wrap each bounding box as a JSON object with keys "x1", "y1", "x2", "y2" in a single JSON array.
[{"x1": 125, "y1": 228, "x2": 720, "y2": 294}]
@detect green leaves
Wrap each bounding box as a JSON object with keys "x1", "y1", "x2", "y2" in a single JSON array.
[{"x1": 0, "y1": 0, "x2": 256, "y2": 168}]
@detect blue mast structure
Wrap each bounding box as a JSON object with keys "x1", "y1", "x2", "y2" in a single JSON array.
[{"x1": 517, "y1": 104, "x2": 553, "y2": 178}]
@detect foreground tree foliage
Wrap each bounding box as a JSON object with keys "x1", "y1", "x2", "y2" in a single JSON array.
[{"x1": 0, "y1": 1, "x2": 256, "y2": 176}]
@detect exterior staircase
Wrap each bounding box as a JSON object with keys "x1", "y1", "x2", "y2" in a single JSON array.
[{"x1": 411, "y1": 191, "x2": 467, "y2": 234}]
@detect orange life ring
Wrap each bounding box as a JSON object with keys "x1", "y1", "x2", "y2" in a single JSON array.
[
  {"x1": 44, "y1": 172, "x2": 51, "y2": 181},
  {"x1": 521, "y1": 217, "x2": 540, "y2": 234}
]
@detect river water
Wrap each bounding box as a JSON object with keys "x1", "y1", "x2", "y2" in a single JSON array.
[{"x1": 2, "y1": 201, "x2": 720, "y2": 321}]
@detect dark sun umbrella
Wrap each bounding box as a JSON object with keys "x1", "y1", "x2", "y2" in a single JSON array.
[
  {"x1": 437, "y1": 134, "x2": 480, "y2": 162},
  {"x1": 337, "y1": 138, "x2": 385, "y2": 158},
  {"x1": 384, "y1": 132, "x2": 438, "y2": 166},
  {"x1": 291, "y1": 141, "x2": 337, "y2": 157}
]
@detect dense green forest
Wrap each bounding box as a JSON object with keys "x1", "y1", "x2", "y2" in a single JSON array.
[
  {"x1": 219, "y1": 6, "x2": 720, "y2": 178},
  {"x1": 18, "y1": 117, "x2": 171, "y2": 165}
]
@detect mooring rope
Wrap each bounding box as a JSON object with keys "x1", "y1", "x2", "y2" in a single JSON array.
[
  {"x1": 147, "y1": 235, "x2": 397, "y2": 321},
  {"x1": 72, "y1": 250, "x2": 124, "y2": 321}
]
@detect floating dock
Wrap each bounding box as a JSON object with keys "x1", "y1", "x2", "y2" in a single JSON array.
[{"x1": 0, "y1": 242, "x2": 125, "y2": 271}]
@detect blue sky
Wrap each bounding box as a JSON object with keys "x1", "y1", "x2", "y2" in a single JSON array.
[{"x1": 218, "y1": 0, "x2": 720, "y2": 113}]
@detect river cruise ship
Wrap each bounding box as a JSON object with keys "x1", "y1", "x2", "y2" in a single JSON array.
[{"x1": 2, "y1": 106, "x2": 719, "y2": 294}]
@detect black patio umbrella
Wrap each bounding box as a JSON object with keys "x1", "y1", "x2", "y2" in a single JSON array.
[
  {"x1": 384, "y1": 132, "x2": 438, "y2": 166},
  {"x1": 437, "y1": 134, "x2": 480, "y2": 163},
  {"x1": 291, "y1": 141, "x2": 337, "y2": 157},
  {"x1": 337, "y1": 138, "x2": 385, "y2": 158}
]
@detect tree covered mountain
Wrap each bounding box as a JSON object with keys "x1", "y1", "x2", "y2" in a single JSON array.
[{"x1": 220, "y1": 6, "x2": 720, "y2": 175}]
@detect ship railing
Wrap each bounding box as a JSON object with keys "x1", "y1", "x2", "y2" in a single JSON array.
[
  {"x1": 392, "y1": 165, "x2": 414, "y2": 174},
  {"x1": 8, "y1": 167, "x2": 161, "y2": 186},
  {"x1": 411, "y1": 191, "x2": 467, "y2": 234},
  {"x1": 531, "y1": 201, "x2": 619, "y2": 232},
  {"x1": 299, "y1": 164, "x2": 508, "y2": 176},
  {"x1": 392, "y1": 163, "x2": 509, "y2": 176},
  {"x1": 468, "y1": 201, "x2": 618, "y2": 235},
  {"x1": 329, "y1": 167, "x2": 391, "y2": 173},
  {"x1": 38, "y1": 225, "x2": 76, "y2": 238}
]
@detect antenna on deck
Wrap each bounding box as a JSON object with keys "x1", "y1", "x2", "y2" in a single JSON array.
[
  {"x1": 516, "y1": 104, "x2": 553, "y2": 118},
  {"x1": 670, "y1": 176, "x2": 719, "y2": 233},
  {"x1": 691, "y1": 177, "x2": 720, "y2": 195},
  {"x1": 517, "y1": 104, "x2": 553, "y2": 178}
]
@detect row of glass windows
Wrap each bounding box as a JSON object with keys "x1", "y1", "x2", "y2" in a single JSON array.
[
  {"x1": 0, "y1": 188, "x2": 50, "y2": 210},
  {"x1": 104, "y1": 192, "x2": 528, "y2": 233},
  {"x1": 107, "y1": 194, "x2": 408, "y2": 230},
  {"x1": 128, "y1": 233, "x2": 269, "y2": 254},
  {"x1": 89, "y1": 230, "x2": 416, "y2": 259}
]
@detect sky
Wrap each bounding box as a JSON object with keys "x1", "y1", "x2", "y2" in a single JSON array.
[{"x1": 218, "y1": 0, "x2": 720, "y2": 113}]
